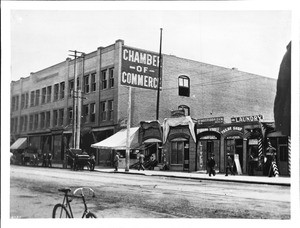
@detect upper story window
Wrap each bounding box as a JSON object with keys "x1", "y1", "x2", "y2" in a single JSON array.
[
  {"x1": 109, "y1": 68, "x2": 114, "y2": 88},
  {"x1": 21, "y1": 94, "x2": 25, "y2": 109},
  {"x1": 34, "y1": 114, "x2": 39, "y2": 130},
  {"x1": 29, "y1": 115, "x2": 34, "y2": 131},
  {"x1": 11, "y1": 96, "x2": 16, "y2": 112},
  {"x1": 47, "y1": 86, "x2": 52, "y2": 103},
  {"x1": 178, "y1": 105, "x2": 190, "y2": 116},
  {"x1": 54, "y1": 84, "x2": 59, "y2": 101},
  {"x1": 40, "y1": 112, "x2": 45, "y2": 129},
  {"x1": 101, "y1": 70, "x2": 107, "y2": 90},
  {"x1": 42, "y1": 87, "x2": 46, "y2": 104},
  {"x1": 84, "y1": 75, "x2": 90, "y2": 94},
  {"x1": 108, "y1": 100, "x2": 114, "y2": 121},
  {"x1": 30, "y1": 91, "x2": 35, "y2": 107},
  {"x1": 53, "y1": 110, "x2": 58, "y2": 126},
  {"x1": 60, "y1": 82, "x2": 65, "y2": 99},
  {"x1": 83, "y1": 104, "x2": 89, "y2": 123},
  {"x1": 35, "y1": 90, "x2": 40, "y2": 106},
  {"x1": 91, "y1": 73, "x2": 96, "y2": 92},
  {"x1": 68, "y1": 107, "x2": 73, "y2": 125},
  {"x1": 25, "y1": 93, "x2": 29, "y2": 109},
  {"x1": 100, "y1": 101, "x2": 107, "y2": 121},
  {"x1": 15, "y1": 95, "x2": 19, "y2": 111},
  {"x1": 58, "y1": 109, "x2": 64, "y2": 126},
  {"x1": 90, "y1": 103, "x2": 95, "y2": 122},
  {"x1": 178, "y1": 75, "x2": 190, "y2": 97},
  {"x1": 69, "y1": 80, "x2": 74, "y2": 97}
]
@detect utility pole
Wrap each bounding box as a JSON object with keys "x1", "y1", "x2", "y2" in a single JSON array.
[
  {"x1": 125, "y1": 86, "x2": 132, "y2": 172},
  {"x1": 156, "y1": 28, "x2": 163, "y2": 121},
  {"x1": 69, "y1": 50, "x2": 85, "y2": 150}
]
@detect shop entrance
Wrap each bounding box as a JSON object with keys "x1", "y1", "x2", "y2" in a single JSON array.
[
  {"x1": 198, "y1": 138, "x2": 220, "y2": 172},
  {"x1": 225, "y1": 137, "x2": 243, "y2": 171}
]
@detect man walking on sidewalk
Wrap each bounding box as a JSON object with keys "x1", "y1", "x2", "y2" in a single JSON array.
[
  {"x1": 225, "y1": 155, "x2": 235, "y2": 176},
  {"x1": 138, "y1": 152, "x2": 145, "y2": 171},
  {"x1": 207, "y1": 154, "x2": 216, "y2": 176}
]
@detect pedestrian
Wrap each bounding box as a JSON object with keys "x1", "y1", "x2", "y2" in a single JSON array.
[
  {"x1": 248, "y1": 153, "x2": 255, "y2": 176},
  {"x1": 138, "y1": 152, "x2": 145, "y2": 171},
  {"x1": 207, "y1": 154, "x2": 216, "y2": 176},
  {"x1": 42, "y1": 153, "x2": 47, "y2": 167},
  {"x1": 225, "y1": 155, "x2": 235, "y2": 176},
  {"x1": 114, "y1": 152, "x2": 120, "y2": 171},
  {"x1": 90, "y1": 153, "x2": 96, "y2": 171},
  {"x1": 48, "y1": 153, "x2": 53, "y2": 168}
]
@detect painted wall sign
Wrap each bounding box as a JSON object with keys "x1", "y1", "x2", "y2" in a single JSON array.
[
  {"x1": 121, "y1": 46, "x2": 160, "y2": 90},
  {"x1": 231, "y1": 114, "x2": 263, "y2": 123},
  {"x1": 198, "y1": 117, "x2": 224, "y2": 125}
]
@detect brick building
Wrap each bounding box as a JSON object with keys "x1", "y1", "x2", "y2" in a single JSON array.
[{"x1": 10, "y1": 39, "x2": 278, "y2": 169}]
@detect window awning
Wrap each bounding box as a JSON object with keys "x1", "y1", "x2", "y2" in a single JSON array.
[
  {"x1": 10, "y1": 138, "x2": 27, "y2": 150},
  {"x1": 91, "y1": 127, "x2": 140, "y2": 150}
]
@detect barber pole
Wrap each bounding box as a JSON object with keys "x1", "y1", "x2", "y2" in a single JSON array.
[
  {"x1": 288, "y1": 136, "x2": 291, "y2": 175},
  {"x1": 258, "y1": 136, "x2": 263, "y2": 167},
  {"x1": 271, "y1": 161, "x2": 279, "y2": 177}
]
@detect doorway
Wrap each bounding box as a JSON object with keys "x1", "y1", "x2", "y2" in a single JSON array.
[{"x1": 225, "y1": 138, "x2": 243, "y2": 171}]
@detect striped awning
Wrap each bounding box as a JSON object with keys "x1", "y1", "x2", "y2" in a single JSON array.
[{"x1": 10, "y1": 138, "x2": 27, "y2": 150}]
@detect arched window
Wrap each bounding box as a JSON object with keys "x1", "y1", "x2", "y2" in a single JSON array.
[
  {"x1": 178, "y1": 75, "x2": 190, "y2": 97},
  {"x1": 178, "y1": 105, "x2": 190, "y2": 116}
]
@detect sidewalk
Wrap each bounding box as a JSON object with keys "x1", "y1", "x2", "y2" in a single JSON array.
[{"x1": 94, "y1": 166, "x2": 290, "y2": 186}]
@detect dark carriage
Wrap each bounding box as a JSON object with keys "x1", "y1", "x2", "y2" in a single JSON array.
[{"x1": 66, "y1": 149, "x2": 95, "y2": 171}]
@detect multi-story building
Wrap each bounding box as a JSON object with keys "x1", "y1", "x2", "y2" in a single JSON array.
[{"x1": 10, "y1": 39, "x2": 279, "y2": 170}]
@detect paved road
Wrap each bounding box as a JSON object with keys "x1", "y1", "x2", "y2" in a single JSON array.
[{"x1": 9, "y1": 165, "x2": 290, "y2": 219}]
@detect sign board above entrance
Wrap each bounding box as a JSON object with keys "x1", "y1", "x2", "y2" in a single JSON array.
[
  {"x1": 231, "y1": 114, "x2": 263, "y2": 123},
  {"x1": 121, "y1": 46, "x2": 160, "y2": 90},
  {"x1": 197, "y1": 117, "x2": 224, "y2": 125}
]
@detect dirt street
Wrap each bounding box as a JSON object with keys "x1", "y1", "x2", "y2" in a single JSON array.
[{"x1": 9, "y1": 165, "x2": 290, "y2": 219}]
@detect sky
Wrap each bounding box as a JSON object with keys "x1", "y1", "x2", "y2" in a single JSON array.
[{"x1": 8, "y1": 7, "x2": 291, "y2": 81}]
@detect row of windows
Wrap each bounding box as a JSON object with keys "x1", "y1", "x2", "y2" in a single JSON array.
[
  {"x1": 11, "y1": 68, "x2": 115, "y2": 111},
  {"x1": 11, "y1": 100, "x2": 114, "y2": 133}
]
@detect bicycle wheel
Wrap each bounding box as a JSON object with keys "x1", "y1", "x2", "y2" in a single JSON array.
[
  {"x1": 86, "y1": 212, "x2": 97, "y2": 218},
  {"x1": 52, "y1": 204, "x2": 71, "y2": 218}
]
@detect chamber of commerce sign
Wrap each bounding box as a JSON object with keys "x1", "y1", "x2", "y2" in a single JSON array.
[
  {"x1": 121, "y1": 46, "x2": 160, "y2": 90},
  {"x1": 231, "y1": 114, "x2": 263, "y2": 123}
]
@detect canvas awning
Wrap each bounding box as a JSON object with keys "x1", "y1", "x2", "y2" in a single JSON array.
[
  {"x1": 10, "y1": 138, "x2": 27, "y2": 150},
  {"x1": 91, "y1": 127, "x2": 140, "y2": 150}
]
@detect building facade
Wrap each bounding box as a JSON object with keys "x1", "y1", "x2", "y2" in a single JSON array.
[{"x1": 10, "y1": 39, "x2": 279, "y2": 170}]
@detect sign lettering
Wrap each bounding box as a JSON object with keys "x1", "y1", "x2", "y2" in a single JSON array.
[
  {"x1": 198, "y1": 117, "x2": 224, "y2": 125},
  {"x1": 121, "y1": 47, "x2": 160, "y2": 90},
  {"x1": 231, "y1": 114, "x2": 263, "y2": 123}
]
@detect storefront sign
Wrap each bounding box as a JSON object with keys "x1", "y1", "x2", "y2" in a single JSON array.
[
  {"x1": 249, "y1": 139, "x2": 258, "y2": 145},
  {"x1": 197, "y1": 127, "x2": 220, "y2": 134},
  {"x1": 231, "y1": 114, "x2": 263, "y2": 123},
  {"x1": 220, "y1": 126, "x2": 243, "y2": 135},
  {"x1": 121, "y1": 46, "x2": 160, "y2": 90},
  {"x1": 198, "y1": 117, "x2": 224, "y2": 125},
  {"x1": 200, "y1": 135, "x2": 218, "y2": 140}
]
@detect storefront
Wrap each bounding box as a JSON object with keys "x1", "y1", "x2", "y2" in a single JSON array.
[
  {"x1": 196, "y1": 117, "x2": 223, "y2": 173},
  {"x1": 162, "y1": 116, "x2": 197, "y2": 172},
  {"x1": 195, "y1": 115, "x2": 268, "y2": 175},
  {"x1": 139, "y1": 120, "x2": 163, "y2": 170}
]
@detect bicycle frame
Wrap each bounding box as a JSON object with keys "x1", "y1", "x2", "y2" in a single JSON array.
[{"x1": 60, "y1": 187, "x2": 95, "y2": 218}]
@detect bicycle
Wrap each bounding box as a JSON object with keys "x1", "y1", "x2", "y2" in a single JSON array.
[{"x1": 52, "y1": 187, "x2": 97, "y2": 218}]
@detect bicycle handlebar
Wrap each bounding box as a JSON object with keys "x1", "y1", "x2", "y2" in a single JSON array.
[{"x1": 73, "y1": 187, "x2": 95, "y2": 198}]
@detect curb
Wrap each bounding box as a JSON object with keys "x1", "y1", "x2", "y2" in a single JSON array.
[{"x1": 94, "y1": 169, "x2": 290, "y2": 187}]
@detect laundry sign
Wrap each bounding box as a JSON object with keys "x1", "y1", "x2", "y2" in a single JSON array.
[
  {"x1": 121, "y1": 46, "x2": 161, "y2": 90},
  {"x1": 231, "y1": 114, "x2": 263, "y2": 123}
]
